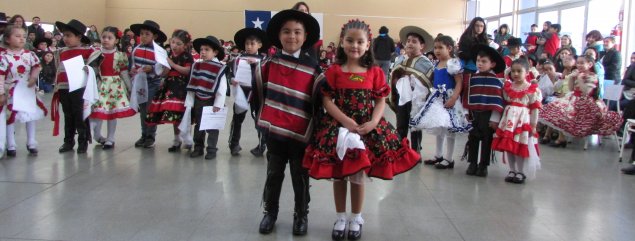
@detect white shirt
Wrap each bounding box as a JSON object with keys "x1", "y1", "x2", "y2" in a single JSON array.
[{"x1": 282, "y1": 49, "x2": 301, "y2": 58}]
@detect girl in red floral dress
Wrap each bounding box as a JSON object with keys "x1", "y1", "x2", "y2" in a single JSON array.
[
  {"x1": 492, "y1": 58, "x2": 542, "y2": 184},
  {"x1": 302, "y1": 20, "x2": 420, "y2": 241},
  {"x1": 0, "y1": 25, "x2": 48, "y2": 157},
  {"x1": 540, "y1": 55, "x2": 622, "y2": 146}
]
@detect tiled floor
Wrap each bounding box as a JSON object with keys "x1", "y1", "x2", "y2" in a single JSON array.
[{"x1": 0, "y1": 94, "x2": 633, "y2": 241}]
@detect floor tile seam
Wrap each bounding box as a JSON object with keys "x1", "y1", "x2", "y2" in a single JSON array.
[{"x1": 427, "y1": 187, "x2": 467, "y2": 241}]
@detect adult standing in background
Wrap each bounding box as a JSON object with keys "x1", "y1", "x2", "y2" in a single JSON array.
[
  {"x1": 8, "y1": 14, "x2": 27, "y2": 30},
  {"x1": 27, "y1": 16, "x2": 45, "y2": 38},
  {"x1": 602, "y1": 36, "x2": 621, "y2": 84},
  {"x1": 291, "y1": 1, "x2": 321, "y2": 61},
  {"x1": 458, "y1": 17, "x2": 488, "y2": 76},
  {"x1": 373, "y1": 26, "x2": 395, "y2": 78},
  {"x1": 86, "y1": 25, "x2": 100, "y2": 44},
  {"x1": 586, "y1": 30, "x2": 604, "y2": 54}
]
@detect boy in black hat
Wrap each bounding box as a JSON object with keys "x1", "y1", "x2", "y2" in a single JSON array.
[
  {"x1": 129, "y1": 20, "x2": 169, "y2": 148},
  {"x1": 461, "y1": 44, "x2": 506, "y2": 177},
  {"x1": 51, "y1": 19, "x2": 95, "y2": 153},
  {"x1": 254, "y1": 9, "x2": 322, "y2": 236},
  {"x1": 33, "y1": 37, "x2": 52, "y2": 58},
  {"x1": 227, "y1": 27, "x2": 268, "y2": 156},
  {"x1": 185, "y1": 36, "x2": 228, "y2": 159}
]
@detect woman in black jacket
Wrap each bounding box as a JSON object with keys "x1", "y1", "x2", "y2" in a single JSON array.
[
  {"x1": 458, "y1": 17, "x2": 488, "y2": 75},
  {"x1": 38, "y1": 51, "x2": 56, "y2": 93}
]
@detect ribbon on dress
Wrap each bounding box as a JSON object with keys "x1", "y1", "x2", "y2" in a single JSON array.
[{"x1": 336, "y1": 127, "x2": 366, "y2": 160}]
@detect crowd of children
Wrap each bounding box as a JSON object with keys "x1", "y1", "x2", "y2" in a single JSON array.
[{"x1": 0, "y1": 7, "x2": 631, "y2": 240}]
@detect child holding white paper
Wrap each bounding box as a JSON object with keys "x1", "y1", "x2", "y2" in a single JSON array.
[
  {"x1": 227, "y1": 27, "x2": 267, "y2": 156},
  {"x1": 51, "y1": 19, "x2": 95, "y2": 154},
  {"x1": 302, "y1": 19, "x2": 421, "y2": 240},
  {"x1": 0, "y1": 25, "x2": 47, "y2": 157},
  {"x1": 185, "y1": 35, "x2": 228, "y2": 159}
]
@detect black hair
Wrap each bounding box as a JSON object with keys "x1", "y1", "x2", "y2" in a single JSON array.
[
  {"x1": 433, "y1": 35, "x2": 456, "y2": 58},
  {"x1": 477, "y1": 50, "x2": 494, "y2": 60},
  {"x1": 460, "y1": 17, "x2": 487, "y2": 45},
  {"x1": 511, "y1": 57, "x2": 530, "y2": 72},
  {"x1": 245, "y1": 35, "x2": 263, "y2": 44},
  {"x1": 406, "y1": 33, "x2": 425, "y2": 45},
  {"x1": 335, "y1": 19, "x2": 374, "y2": 68},
  {"x1": 379, "y1": 26, "x2": 388, "y2": 34},
  {"x1": 102, "y1": 26, "x2": 121, "y2": 40},
  {"x1": 498, "y1": 24, "x2": 509, "y2": 34},
  {"x1": 292, "y1": 2, "x2": 310, "y2": 13},
  {"x1": 577, "y1": 54, "x2": 596, "y2": 74},
  {"x1": 583, "y1": 47, "x2": 600, "y2": 62},
  {"x1": 550, "y1": 24, "x2": 561, "y2": 33},
  {"x1": 544, "y1": 21, "x2": 552, "y2": 28},
  {"x1": 171, "y1": 29, "x2": 191, "y2": 44},
  {"x1": 531, "y1": 24, "x2": 538, "y2": 28},
  {"x1": 586, "y1": 30, "x2": 603, "y2": 42},
  {"x1": 8, "y1": 15, "x2": 27, "y2": 29}
]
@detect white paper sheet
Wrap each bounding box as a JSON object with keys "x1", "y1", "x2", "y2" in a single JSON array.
[
  {"x1": 153, "y1": 41, "x2": 170, "y2": 70},
  {"x1": 199, "y1": 107, "x2": 228, "y2": 131},
  {"x1": 232, "y1": 86, "x2": 249, "y2": 114},
  {"x1": 62, "y1": 55, "x2": 87, "y2": 92},
  {"x1": 11, "y1": 80, "x2": 37, "y2": 113},
  {"x1": 234, "y1": 58, "x2": 257, "y2": 86}
]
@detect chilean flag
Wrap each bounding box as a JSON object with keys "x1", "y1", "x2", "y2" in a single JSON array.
[{"x1": 245, "y1": 10, "x2": 324, "y2": 39}]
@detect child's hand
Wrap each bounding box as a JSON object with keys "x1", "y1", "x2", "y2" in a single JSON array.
[
  {"x1": 444, "y1": 97, "x2": 457, "y2": 108},
  {"x1": 28, "y1": 78, "x2": 37, "y2": 88},
  {"x1": 82, "y1": 66, "x2": 89, "y2": 74},
  {"x1": 342, "y1": 119, "x2": 359, "y2": 133},
  {"x1": 142, "y1": 65, "x2": 152, "y2": 73},
  {"x1": 213, "y1": 107, "x2": 221, "y2": 112},
  {"x1": 489, "y1": 121, "x2": 499, "y2": 129},
  {"x1": 231, "y1": 79, "x2": 238, "y2": 86},
  {"x1": 357, "y1": 120, "x2": 378, "y2": 135}
]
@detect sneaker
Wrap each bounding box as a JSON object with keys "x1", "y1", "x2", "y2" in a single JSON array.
[
  {"x1": 230, "y1": 145, "x2": 242, "y2": 156},
  {"x1": 143, "y1": 138, "x2": 155, "y2": 148},
  {"x1": 134, "y1": 137, "x2": 146, "y2": 148}
]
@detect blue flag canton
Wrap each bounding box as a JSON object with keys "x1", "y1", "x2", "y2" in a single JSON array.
[{"x1": 245, "y1": 10, "x2": 271, "y2": 31}]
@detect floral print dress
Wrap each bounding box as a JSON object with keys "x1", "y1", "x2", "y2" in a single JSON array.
[
  {"x1": 303, "y1": 65, "x2": 421, "y2": 180},
  {"x1": 91, "y1": 50, "x2": 136, "y2": 120},
  {"x1": 146, "y1": 51, "x2": 193, "y2": 125},
  {"x1": 0, "y1": 49, "x2": 48, "y2": 124}
]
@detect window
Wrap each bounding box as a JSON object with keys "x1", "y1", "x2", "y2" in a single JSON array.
[
  {"x1": 499, "y1": 16, "x2": 514, "y2": 34},
  {"x1": 487, "y1": 20, "x2": 499, "y2": 36},
  {"x1": 538, "y1": 11, "x2": 558, "y2": 28},
  {"x1": 501, "y1": 0, "x2": 514, "y2": 14},
  {"x1": 587, "y1": 0, "x2": 621, "y2": 37},
  {"x1": 480, "y1": 0, "x2": 501, "y2": 18},
  {"x1": 519, "y1": 0, "x2": 537, "y2": 9},
  {"x1": 560, "y1": 6, "x2": 586, "y2": 52},
  {"x1": 538, "y1": 0, "x2": 575, "y2": 7},
  {"x1": 518, "y1": 12, "x2": 537, "y2": 42}
]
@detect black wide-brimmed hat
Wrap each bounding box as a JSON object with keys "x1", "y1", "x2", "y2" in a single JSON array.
[
  {"x1": 193, "y1": 35, "x2": 225, "y2": 61},
  {"x1": 234, "y1": 28, "x2": 270, "y2": 52},
  {"x1": 267, "y1": 9, "x2": 320, "y2": 50},
  {"x1": 473, "y1": 44, "x2": 506, "y2": 74},
  {"x1": 130, "y1": 20, "x2": 167, "y2": 43},
  {"x1": 507, "y1": 37, "x2": 522, "y2": 48},
  {"x1": 33, "y1": 37, "x2": 52, "y2": 48},
  {"x1": 55, "y1": 19, "x2": 90, "y2": 44},
  {"x1": 399, "y1": 26, "x2": 434, "y2": 52}
]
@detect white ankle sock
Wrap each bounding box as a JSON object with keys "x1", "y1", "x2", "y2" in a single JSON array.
[
  {"x1": 349, "y1": 213, "x2": 364, "y2": 231},
  {"x1": 334, "y1": 212, "x2": 346, "y2": 231}
]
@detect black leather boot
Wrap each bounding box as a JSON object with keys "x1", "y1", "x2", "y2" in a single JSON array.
[
  {"x1": 292, "y1": 212, "x2": 308, "y2": 235},
  {"x1": 476, "y1": 163, "x2": 488, "y2": 177},
  {"x1": 259, "y1": 211, "x2": 277, "y2": 234},
  {"x1": 466, "y1": 161, "x2": 478, "y2": 175}
]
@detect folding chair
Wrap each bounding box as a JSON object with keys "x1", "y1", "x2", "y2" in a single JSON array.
[
  {"x1": 584, "y1": 82, "x2": 623, "y2": 150},
  {"x1": 619, "y1": 119, "x2": 635, "y2": 162}
]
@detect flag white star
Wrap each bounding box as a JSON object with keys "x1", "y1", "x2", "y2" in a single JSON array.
[{"x1": 252, "y1": 17, "x2": 264, "y2": 29}]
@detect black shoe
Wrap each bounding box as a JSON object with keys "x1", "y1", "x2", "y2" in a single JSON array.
[
  {"x1": 331, "y1": 218, "x2": 346, "y2": 241},
  {"x1": 250, "y1": 146, "x2": 265, "y2": 157},
  {"x1": 205, "y1": 151, "x2": 217, "y2": 160},
  {"x1": 103, "y1": 142, "x2": 114, "y2": 150},
  {"x1": 27, "y1": 146, "x2": 38, "y2": 155},
  {"x1": 512, "y1": 172, "x2": 526, "y2": 184},
  {"x1": 476, "y1": 164, "x2": 488, "y2": 177},
  {"x1": 435, "y1": 159, "x2": 454, "y2": 169},
  {"x1": 143, "y1": 138, "x2": 155, "y2": 148},
  {"x1": 466, "y1": 162, "x2": 477, "y2": 175},
  {"x1": 190, "y1": 149, "x2": 204, "y2": 158},
  {"x1": 6, "y1": 150, "x2": 16, "y2": 157},
  {"x1": 550, "y1": 140, "x2": 567, "y2": 148},
  {"x1": 58, "y1": 143, "x2": 74, "y2": 153},
  {"x1": 77, "y1": 142, "x2": 88, "y2": 154},
  {"x1": 230, "y1": 145, "x2": 242, "y2": 156},
  {"x1": 292, "y1": 213, "x2": 308, "y2": 236},
  {"x1": 347, "y1": 219, "x2": 363, "y2": 240},
  {"x1": 134, "y1": 137, "x2": 145, "y2": 148},
  {"x1": 504, "y1": 171, "x2": 516, "y2": 182},
  {"x1": 424, "y1": 156, "x2": 443, "y2": 165},
  {"x1": 168, "y1": 144, "x2": 181, "y2": 152},
  {"x1": 622, "y1": 165, "x2": 635, "y2": 175},
  {"x1": 95, "y1": 137, "x2": 106, "y2": 145},
  {"x1": 259, "y1": 212, "x2": 277, "y2": 234}
]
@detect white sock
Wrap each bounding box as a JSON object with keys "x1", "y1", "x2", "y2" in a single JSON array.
[
  {"x1": 26, "y1": 121, "x2": 37, "y2": 148},
  {"x1": 91, "y1": 119, "x2": 103, "y2": 141},
  {"x1": 435, "y1": 134, "x2": 445, "y2": 158},
  {"x1": 444, "y1": 134, "x2": 456, "y2": 161},
  {"x1": 106, "y1": 120, "x2": 117, "y2": 143},
  {"x1": 334, "y1": 212, "x2": 346, "y2": 231},
  {"x1": 349, "y1": 213, "x2": 364, "y2": 231},
  {"x1": 507, "y1": 152, "x2": 517, "y2": 172},
  {"x1": 6, "y1": 123, "x2": 15, "y2": 151}
]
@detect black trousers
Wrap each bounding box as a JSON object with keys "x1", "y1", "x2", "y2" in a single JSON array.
[
  {"x1": 396, "y1": 101, "x2": 422, "y2": 152},
  {"x1": 192, "y1": 98, "x2": 219, "y2": 153},
  {"x1": 262, "y1": 138, "x2": 310, "y2": 215},
  {"x1": 467, "y1": 111, "x2": 494, "y2": 165},
  {"x1": 59, "y1": 88, "x2": 88, "y2": 145}
]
